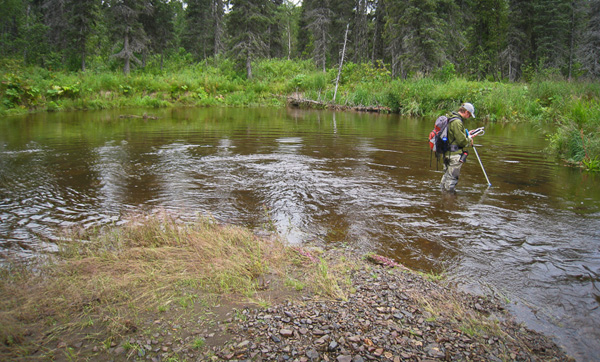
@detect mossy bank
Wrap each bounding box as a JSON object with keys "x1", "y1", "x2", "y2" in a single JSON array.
[{"x1": 0, "y1": 212, "x2": 572, "y2": 361}]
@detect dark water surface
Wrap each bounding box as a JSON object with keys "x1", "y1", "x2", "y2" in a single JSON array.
[{"x1": 1, "y1": 107, "x2": 599, "y2": 360}]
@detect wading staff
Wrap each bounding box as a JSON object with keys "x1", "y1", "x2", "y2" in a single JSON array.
[{"x1": 472, "y1": 145, "x2": 491, "y2": 187}]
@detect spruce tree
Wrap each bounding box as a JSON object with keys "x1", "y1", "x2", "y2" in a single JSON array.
[
  {"x1": 269, "y1": 0, "x2": 285, "y2": 58},
  {"x1": 22, "y1": 1, "x2": 50, "y2": 66},
  {"x1": 383, "y1": 0, "x2": 447, "y2": 77},
  {"x1": 532, "y1": 0, "x2": 572, "y2": 72},
  {"x1": 182, "y1": 0, "x2": 215, "y2": 60},
  {"x1": 328, "y1": 0, "x2": 353, "y2": 67},
  {"x1": 140, "y1": 0, "x2": 175, "y2": 70},
  {"x1": 503, "y1": 0, "x2": 533, "y2": 80},
  {"x1": 42, "y1": 0, "x2": 67, "y2": 54},
  {"x1": 65, "y1": 0, "x2": 100, "y2": 71},
  {"x1": 303, "y1": 0, "x2": 333, "y2": 71},
  {"x1": 351, "y1": 0, "x2": 369, "y2": 63},
  {"x1": 0, "y1": 0, "x2": 27, "y2": 57},
  {"x1": 370, "y1": 0, "x2": 386, "y2": 64},
  {"x1": 107, "y1": 0, "x2": 152, "y2": 75},
  {"x1": 227, "y1": 0, "x2": 274, "y2": 78},
  {"x1": 466, "y1": 0, "x2": 508, "y2": 80},
  {"x1": 578, "y1": 0, "x2": 600, "y2": 78}
]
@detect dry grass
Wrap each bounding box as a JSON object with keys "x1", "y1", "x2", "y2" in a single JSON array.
[
  {"x1": 412, "y1": 287, "x2": 519, "y2": 359},
  {"x1": 0, "y1": 211, "x2": 345, "y2": 360}
]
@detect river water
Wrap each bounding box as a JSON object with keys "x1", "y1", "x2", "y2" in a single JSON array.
[{"x1": 1, "y1": 107, "x2": 599, "y2": 360}]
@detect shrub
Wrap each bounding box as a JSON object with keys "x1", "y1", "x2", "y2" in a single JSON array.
[
  {"x1": 1, "y1": 73, "x2": 41, "y2": 108},
  {"x1": 433, "y1": 61, "x2": 456, "y2": 82}
]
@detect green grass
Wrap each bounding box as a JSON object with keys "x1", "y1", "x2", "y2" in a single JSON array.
[
  {"x1": 284, "y1": 277, "x2": 306, "y2": 291},
  {"x1": 0, "y1": 211, "x2": 353, "y2": 360},
  {"x1": 1, "y1": 57, "x2": 599, "y2": 167},
  {"x1": 192, "y1": 337, "x2": 205, "y2": 350}
]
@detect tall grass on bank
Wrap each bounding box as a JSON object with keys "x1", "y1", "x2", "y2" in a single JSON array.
[
  {"x1": 1, "y1": 58, "x2": 599, "y2": 169},
  {"x1": 0, "y1": 211, "x2": 345, "y2": 359}
]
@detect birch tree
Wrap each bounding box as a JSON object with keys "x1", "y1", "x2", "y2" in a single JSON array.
[
  {"x1": 212, "y1": 0, "x2": 224, "y2": 56},
  {"x1": 278, "y1": 0, "x2": 301, "y2": 59}
]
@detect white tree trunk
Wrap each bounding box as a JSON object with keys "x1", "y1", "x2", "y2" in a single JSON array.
[{"x1": 333, "y1": 24, "x2": 349, "y2": 103}]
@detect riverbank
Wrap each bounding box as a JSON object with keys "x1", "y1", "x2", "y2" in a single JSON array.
[
  {"x1": 1, "y1": 58, "x2": 599, "y2": 169},
  {"x1": 0, "y1": 212, "x2": 572, "y2": 361}
]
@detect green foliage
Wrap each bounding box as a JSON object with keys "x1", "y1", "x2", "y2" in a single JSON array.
[
  {"x1": 582, "y1": 157, "x2": 600, "y2": 172},
  {"x1": 46, "y1": 84, "x2": 81, "y2": 99},
  {"x1": 433, "y1": 62, "x2": 456, "y2": 82},
  {"x1": 352, "y1": 87, "x2": 372, "y2": 106},
  {"x1": 46, "y1": 101, "x2": 60, "y2": 111},
  {"x1": 341, "y1": 61, "x2": 391, "y2": 84},
  {"x1": 1, "y1": 73, "x2": 41, "y2": 108},
  {"x1": 192, "y1": 337, "x2": 205, "y2": 350},
  {"x1": 254, "y1": 59, "x2": 315, "y2": 82},
  {"x1": 1, "y1": 59, "x2": 598, "y2": 168},
  {"x1": 287, "y1": 71, "x2": 329, "y2": 93},
  {"x1": 288, "y1": 74, "x2": 306, "y2": 91},
  {"x1": 140, "y1": 96, "x2": 169, "y2": 108},
  {"x1": 119, "y1": 84, "x2": 134, "y2": 96},
  {"x1": 547, "y1": 122, "x2": 600, "y2": 170},
  {"x1": 96, "y1": 73, "x2": 123, "y2": 91}
]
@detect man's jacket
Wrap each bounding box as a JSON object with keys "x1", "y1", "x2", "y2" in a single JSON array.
[{"x1": 447, "y1": 112, "x2": 470, "y2": 155}]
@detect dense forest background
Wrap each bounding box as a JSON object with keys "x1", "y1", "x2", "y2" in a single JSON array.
[{"x1": 1, "y1": 0, "x2": 599, "y2": 81}]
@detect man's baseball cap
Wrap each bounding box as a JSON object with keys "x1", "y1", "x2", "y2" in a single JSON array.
[{"x1": 462, "y1": 102, "x2": 475, "y2": 118}]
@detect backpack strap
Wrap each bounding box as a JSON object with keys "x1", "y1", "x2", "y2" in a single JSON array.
[{"x1": 446, "y1": 116, "x2": 462, "y2": 153}]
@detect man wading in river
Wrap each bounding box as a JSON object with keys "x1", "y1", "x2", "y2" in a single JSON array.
[{"x1": 440, "y1": 103, "x2": 475, "y2": 193}]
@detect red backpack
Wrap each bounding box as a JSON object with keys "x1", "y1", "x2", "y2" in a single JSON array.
[{"x1": 428, "y1": 115, "x2": 459, "y2": 167}]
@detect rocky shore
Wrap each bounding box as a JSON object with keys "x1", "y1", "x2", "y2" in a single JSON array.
[
  {"x1": 1, "y1": 215, "x2": 573, "y2": 362},
  {"x1": 107, "y1": 250, "x2": 571, "y2": 362}
]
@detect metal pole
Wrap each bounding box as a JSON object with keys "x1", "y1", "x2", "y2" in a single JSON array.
[{"x1": 472, "y1": 145, "x2": 491, "y2": 187}]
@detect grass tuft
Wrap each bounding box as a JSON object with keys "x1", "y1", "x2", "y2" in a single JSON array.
[{"x1": 0, "y1": 211, "x2": 351, "y2": 359}]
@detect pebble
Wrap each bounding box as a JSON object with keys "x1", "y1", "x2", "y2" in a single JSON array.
[
  {"x1": 201, "y1": 255, "x2": 570, "y2": 362},
  {"x1": 98, "y1": 251, "x2": 570, "y2": 362},
  {"x1": 280, "y1": 329, "x2": 294, "y2": 337}
]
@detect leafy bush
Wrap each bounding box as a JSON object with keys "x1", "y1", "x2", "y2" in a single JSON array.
[
  {"x1": 288, "y1": 74, "x2": 306, "y2": 91},
  {"x1": 1, "y1": 73, "x2": 41, "y2": 108},
  {"x1": 96, "y1": 72, "x2": 122, "y2": 91},
  {"x1": 351, "y1": 87, "x2": 372, "y2": 106},
  {"x1": 46, "y1": 84, "x2": 80, "y2": 99},
  {"x1": 253, "y1": 59, "x2": 314, "y2": 82},
  {"x1": 119, "y1": 84, "x2": 134, "y2": 96},
  {"x1": 140, "y1": 96, "x2": 169, "y2": 108},
  {"x1": 433, "y1": 62, "x2": 456, "y2": 82},
  {"x1": 341, "y1": 61, "x2": 391, "y2": 84}
]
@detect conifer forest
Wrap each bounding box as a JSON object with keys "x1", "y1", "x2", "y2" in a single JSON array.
[{"x1": 1, "y1": 0, "x2": 599, "y2": 81}]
